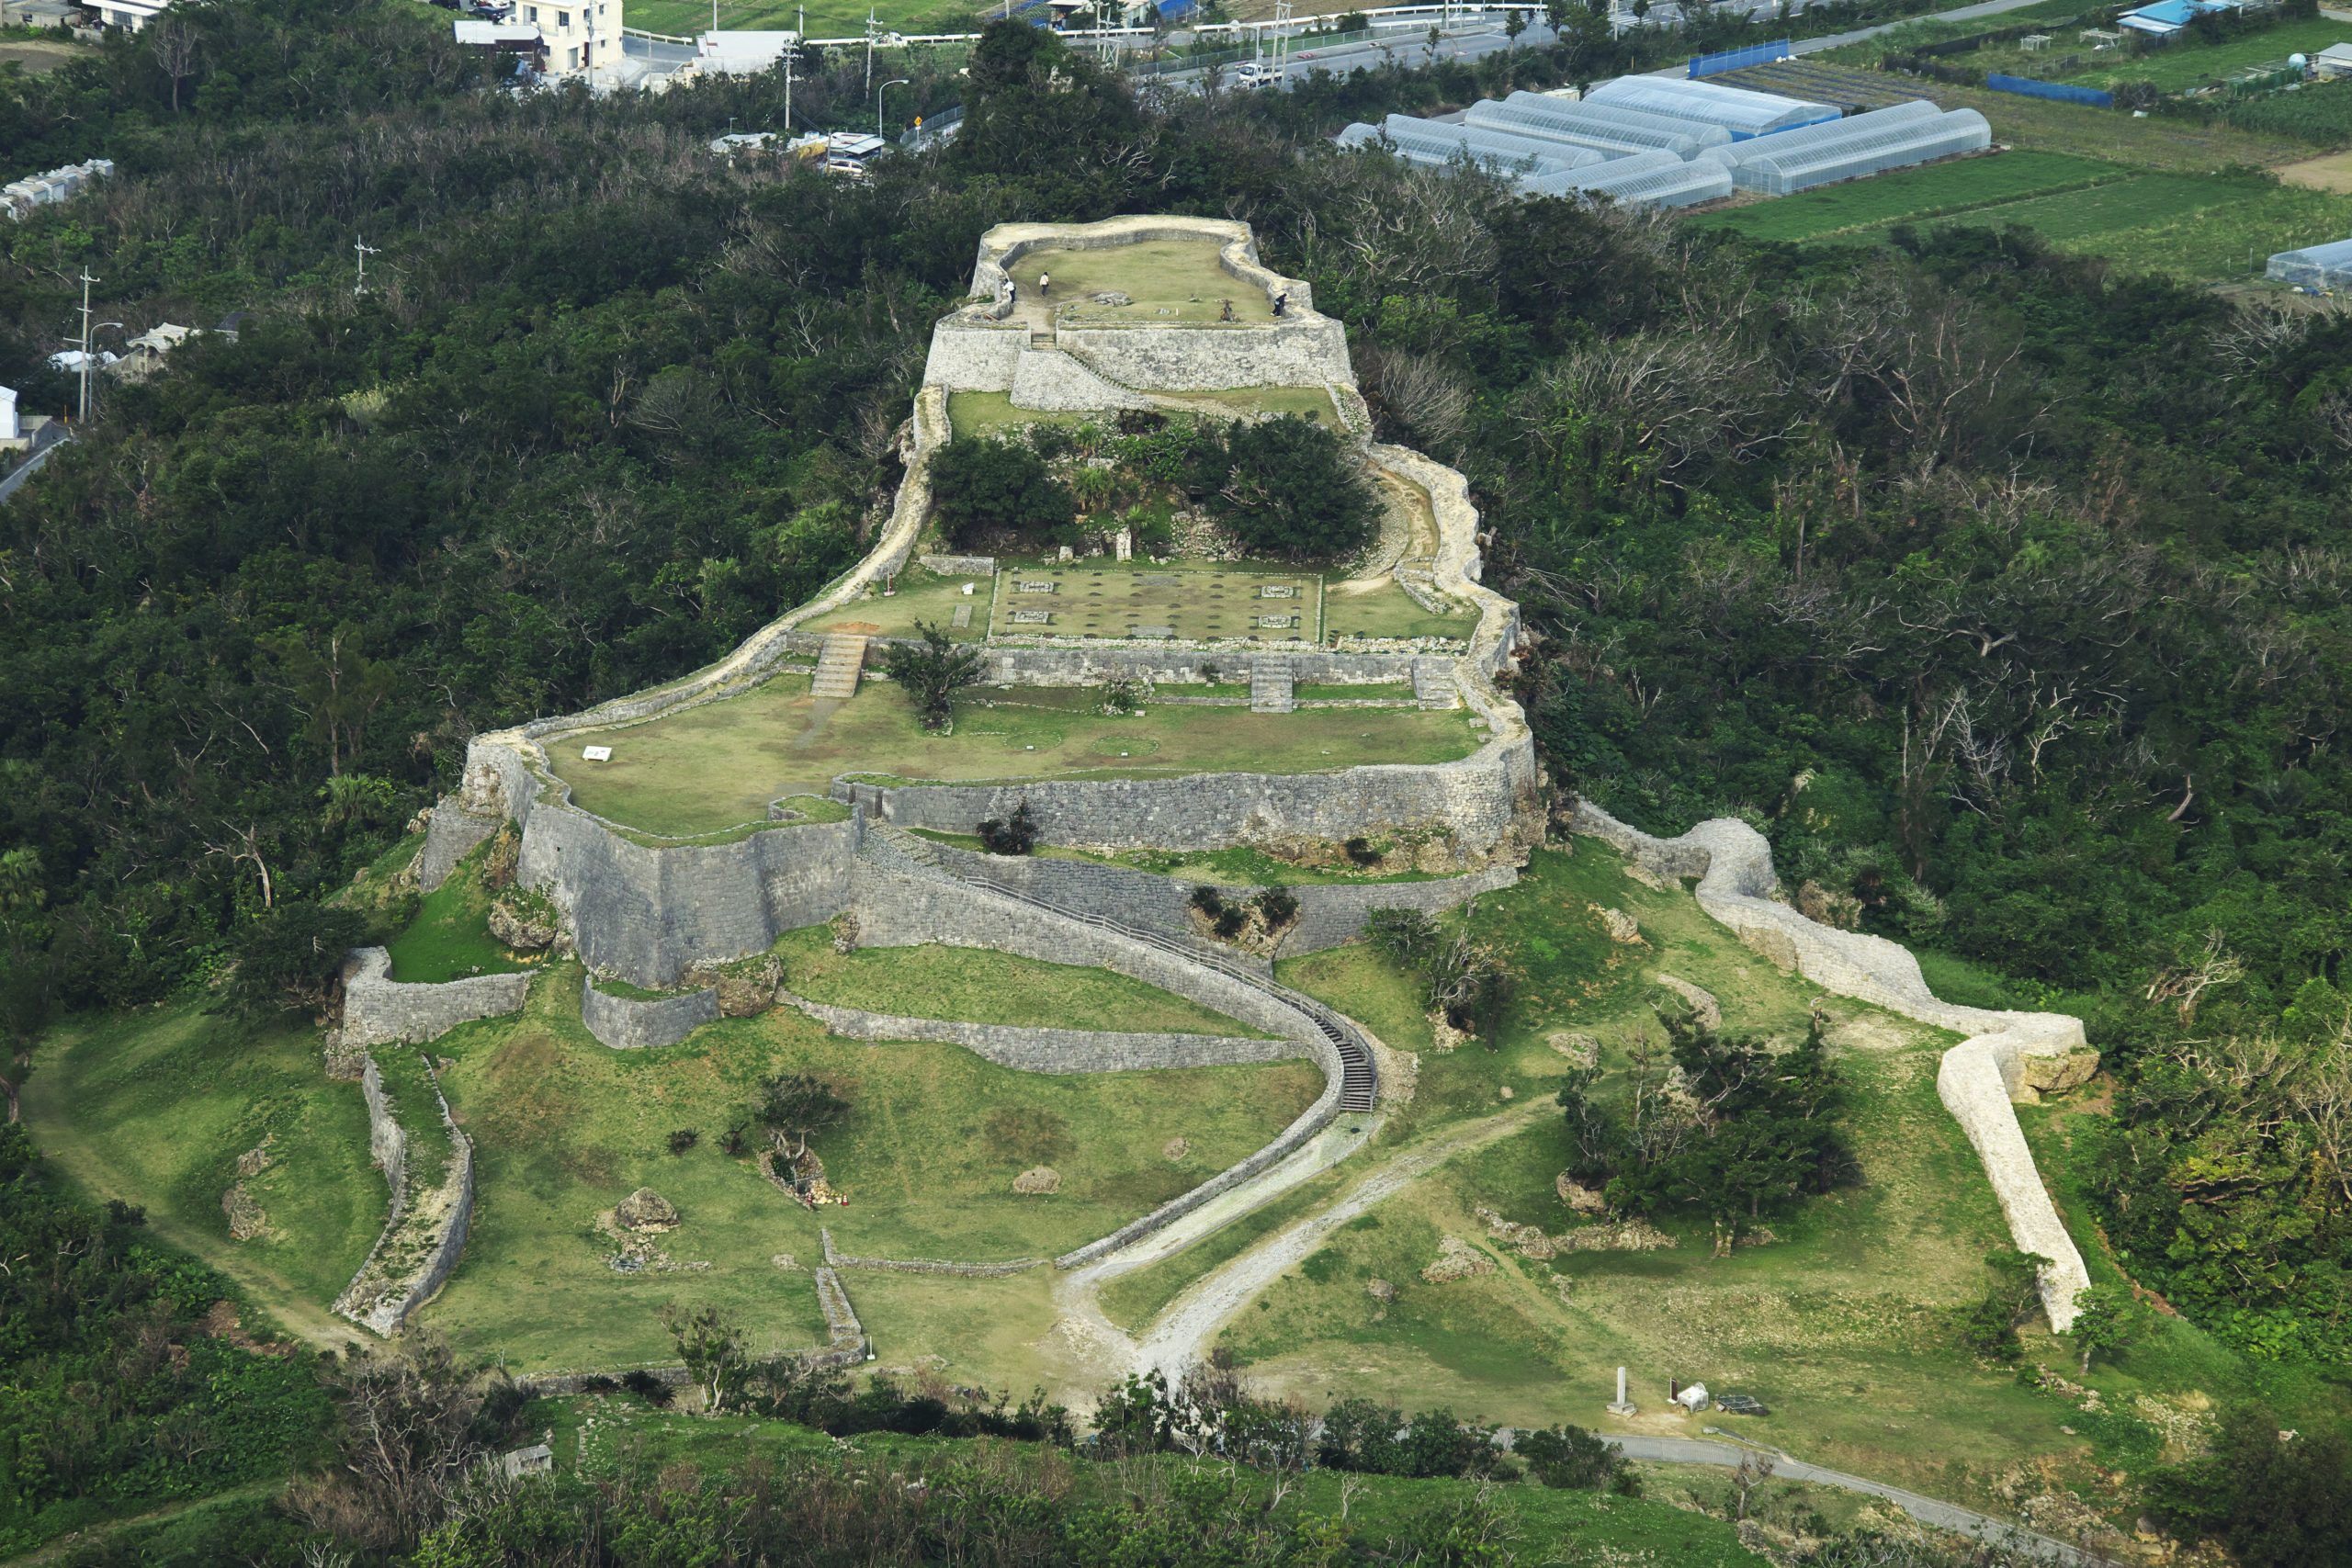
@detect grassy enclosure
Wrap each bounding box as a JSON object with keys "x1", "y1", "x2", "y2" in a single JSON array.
[
  {"x1": 552, "y1": 675, "x2": 1479, "y2": 839},
  {"x1": 1010, "y1": 238, "x2": 1273, "y2": 325},
  {"x1": 2058, "y1": 17, "x2": 2352, "y2": 91},
  {"x1": 811, "y1": 565, "x2": 995, "y2": 643},
  {"x1": 773, "y1": 928, "x2": 1273, "y2": 1036},
  {"x1": 988, "y1": 561, "x2": 1323, "y2": 643},
  {"x1": 383, "y1": 849, "x2": 537, "y2": 983},
  {"x1": 418, "y1": 968, "x2": 1322, "y2": 1368}
]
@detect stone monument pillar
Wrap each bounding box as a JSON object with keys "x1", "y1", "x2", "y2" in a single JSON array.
[{"x1": 1607, "y1": 1365, "x2": 1635, "y2": 1416}]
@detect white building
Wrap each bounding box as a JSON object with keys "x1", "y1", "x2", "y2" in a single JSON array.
[
  {"x1": 2315, "y1": 42, "x2": 2352, "y2": 81},
  {"x1": 91, "y1": 0, "x2": 171, "y2": 28},
  {"x1": 517, "y1": 0, "x2": 614, "y2": 77}
]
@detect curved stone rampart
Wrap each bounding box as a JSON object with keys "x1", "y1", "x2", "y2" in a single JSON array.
[
  {"x1": 334, "y1": 1056, "x2": 477, "y2": 1337},
  {"x1": 582, "y1": 976, "x2": 720, "y2": 1050},
  {"x1": 356, "y1": 1056, "x2": 407, "y2": 1230},
  {"x1": 778, "y1": 988, "x2": 1287, "y2": 1073},
  {"x1": 342, "y1": 948, "x2": 530, "y2": 1047},
  {"x1": 1567, "y1": 799, "x2": 2093, "y2": 1329}
]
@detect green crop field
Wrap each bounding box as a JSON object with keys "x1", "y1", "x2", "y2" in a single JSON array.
[
  {"x1": 627, "y1": 0, "x2": 978, "y2": 42},
  {"x1": 1692, "y1": 150, "x2": 2126, "y2": 243},
  {"x1": 553, "y1": 674, "x2": 1478, "y2": 839},
  {"x1": 2061, "y1": 17, "x2": 2352, "y2": 91},
  {"x1": 989, "y1": 562, "x2": 1323, "y2": 642},
  {"x1": 421, "y1": 970, "x2": 1321, "y2": 1367}
]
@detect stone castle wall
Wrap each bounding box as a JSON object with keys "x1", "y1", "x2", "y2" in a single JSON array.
[
  {"x1": 342, "y1": 948, "x2": 531, "y2": 1047},
  {"x1": 357, "y1": 1056, "x2": 408, "y2": 1230},
  {"x1": 334, "y1": 1058, "x2": 477, "y2": 1337},
  {"x1": 779, "y1": 988, "x2": 1293, "y2": 1074},
  {"x1": 414, "y1": 807, "x2": 501, "y2": 894},
  {"x1": 582, "y1": 976, "x2": 721, "y2": 1050},
  {"x1": 1568, "y1": 798, "x2": 2095, "y2": 1330},
  {"x1": 922, "y1": 838, "x2": 1516, "y2": 956}
]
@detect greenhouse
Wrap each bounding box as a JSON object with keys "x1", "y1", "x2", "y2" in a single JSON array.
[
  {"x1": 1336, "y1": 118, "x2": 1607, "y2": 189},
  {"x1": 1465, "y1": 93, "x2": 1733, "y2": 161},
  {"x1": 1728, "y1": 107, "x2": 1992, "y2": 195},
  {"x1": 2267, "y1": 238, "x2": 2352, "y2": 289},
  {"x1": 1527, "y1": 150, "x2": 1735, "y2": 209},
  {"x1": 1712, "y1": 98, "x2": 1939, "y2": 169},
  {"x1": 1585, "y1": 74, "x2": 1839, "y2": 140}
]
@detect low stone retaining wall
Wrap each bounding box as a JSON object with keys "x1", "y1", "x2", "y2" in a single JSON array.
[
  {"x1": 813, "y1": 1267, "x2": 869, "y2": 1362},
  {"x1": 920, "y1": 553, "x2": 996, "y2": 576},
  {"x1": 820, "y1": 1226, "x2": 1044, "y2": 1277},
  {"x1": 334, "y1": 1057, "x2": 477, "y2": 1337},
  {"x1": 780, "y1": 988, "x2": 1287, "y2": 1073},
  {"x1": 975, "y1": 647, "x2": 1421, "y2": 687},
  {"x1": 357, "y1": 1057, "x2": 407, "y2": 1231},
  {"x1": 581, "y1": 976, "x2": 720, "y2": 1050},
  {"x1": 1568, "y1": 799, "x2": 2094, "y2": 1330},
  {"x1": 921, "y1": 838, "x2": 1516, "y2": 957},
  {"x1": 341, "y1": 948, "x2": 530, "y2": 1047},
  {"x1": 853, "y1": 735, "x2": 1540, "y2": 859}
]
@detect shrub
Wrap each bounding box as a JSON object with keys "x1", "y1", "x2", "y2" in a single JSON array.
[
  {"x1": 879, "y1": 620, "x2": 982, "y2": 731},
  {"x1": 1519, "y1": 1423, "x2": 1639, "y2": 1494},
  {"x1": 667, "y1": 1128, "x2": 700, "y2": 1156},
  {"x1": 1254, "y1": 888, "x2": 1299, "y2": 928},
  {"x1": 1190, "y1": 885, "x2": 1227, "y2": 917},
  {"x1": 1344, "y1": 836, "x2": 1382, "y2": 866},
  {"x1": 1101, "y1": 677, "x2": 1141, "y2": 715},
  {"x1": 1207, "y1": 415, "x2": 1380, "y2": 560},
  {"x1": 619, "y1": 1370, "x2": 673, "y2": 1407},
  {"x1": 977, "y1": 801, "x2": 1038, "y2": 855},
  {"x1": 221, "y1": 902, "x2": 368, "y2": 1018},
  {"x1": 928, "y1": 437, "x2": 1072, "y2": 546},
  {"x1": 1213, "y1": 907, "x2": 1249, "y2": 939}
]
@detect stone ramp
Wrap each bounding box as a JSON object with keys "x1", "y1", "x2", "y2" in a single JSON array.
[
  {"x1": 1411, "y1": 658, "x2": 1458, "y2": 709},
  {"x1": 1010, "y1": 345, "x2": 1152, "y2": 412},
  {"x1": 811, "y1": 633, "x2": 868, "y2": 701},
  {"x1": 1250, "y1": 656, "x2": 1295, "y2": 714}
]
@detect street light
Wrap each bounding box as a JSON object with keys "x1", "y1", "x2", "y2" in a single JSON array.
[{"x1": 877, "y1": 76, "x2": 910, "y2": 139}]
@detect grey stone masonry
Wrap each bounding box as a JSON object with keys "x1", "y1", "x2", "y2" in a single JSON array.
[
  {"x1": 334, "y1": 1056, "x2": 476, "y2": 1337},
  {"x1": 1412, "y1": 659, "x2": 1460, "y2": 710},
  {"x1": 341, "y1": 948, "x2": 530, "y2": 1048},
  {"x1": 920, "y1": 837, "x2": 1513, "y2": 959},
  {"x1": 779, "y1": 988, "x2": 1287, "y2": 1073},
  {"x1": 581, "y1": 976, "x2": 721, "y2": 1050},
  {"x1": 357, "y1": 1057, "x2": 408, "y2": 1231},
  {"x1": 978, "y1": 647, "x2": 1420, "y2": 688},
  {"x1": 813, "y1": 1267, "x2": 869, "y2": 1361},
  {"x1": 919, "y1": 553, "x2": 996, "y2": 577},
  {"x1": 1569, "y1": 798, "x2": 2094, "y2": 1331},
  {"x1": 821, "y1": 1226, "x2": 1045, "y2": 1277},
  {"x1": 1010, "y1": 345, "x2": 1152, "y2": 411},
  {"x1": 1250, "y1": 656, "x2": 1295, "y2": 714},
  {"x1": 414, "y1": 806, "x2": 501, "y2": 893}
]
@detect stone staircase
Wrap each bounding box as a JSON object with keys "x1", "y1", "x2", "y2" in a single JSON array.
[
  {"x1": 811, "y1": 633, "x2": 869, "y2": 701},
  {"x1": 1249, "y1": 656, "x2": 1295, "y2": 714},
  {"x1": 864, "y1": 821, "x2": 1375, "y2": 1112}
]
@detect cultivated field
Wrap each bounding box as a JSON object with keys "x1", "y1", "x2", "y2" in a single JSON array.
[
  {"x1": 1690, "y1": 150, "x2": 2124, "y2": 242},
  {"x1": 2060, "y1": 17, "x2": 2352, "y2": 91},
  {"x1": 989, "y1": 561, "x2": 1323, "y2": 642},
  {"x1": 552, "y1": 675, "x2": 1480, "y2": 838}
]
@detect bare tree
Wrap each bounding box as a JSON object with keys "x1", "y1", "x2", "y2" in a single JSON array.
[{"x1": 150, "y1": 17, "x2": 203, "y2": 115}]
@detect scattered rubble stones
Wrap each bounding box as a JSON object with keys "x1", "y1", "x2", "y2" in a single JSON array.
[
  {"x1": 1161, "y1": 1137, "x2": 1190, "y2": 1162},
  {"x1": 1547, "y1": 1031, "x2": 1600, "y2": 1068},
  {"x1": 1655, "y1": 974, "x2": 1722, "y2": 1031},
  {"x1": 1556, "y1": 1173, "x2": 1609, "y2": 1214},
  {"x1": 1366, "y1": 1278, "x2": 1397, "y2": 1303},
  {"x1": 487, "y1": 890, "x2": 558, "y2": 951},
  {"x1": 1420, "y1": 1235, "x2": 1497, "y2": 1283},
  {"x1": 685, "y1": 954, "x2": 783, "y2": 1018},
  {"x1": 1589, "y1": 904, "x2": 1642, "y2": 944},
  {"x1": 222, "y1": 1183, "x2": 266, "y2": 1241}
]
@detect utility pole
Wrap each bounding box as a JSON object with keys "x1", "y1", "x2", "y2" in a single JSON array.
[
  {"x1": 782, "y1": 33, "x2": 800, "y2": 129},
  {"x1": 73, "y1": 269, "x2": 96, "y2": 423},
  {"x1": 865, "y1": 5, "x2": 879, "y2": 92},
  {"x1": 354, "y1": 237, "x2": 379, "y2": 299},
  {"x1": 1272, "y1": 0, "x2": 1292, "y2": 84}
]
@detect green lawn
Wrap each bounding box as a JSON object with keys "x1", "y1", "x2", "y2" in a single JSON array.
[
  {"x1": 384, "y1": 848, "x2": 537, "y2": 983},
  {"x1": 1014, "y1": 238, "x2": 1273, "y2": 326},
  {"x1": 628, "y1": 0, "x2": 977, "y2": 40},
  {"x1": 420, "y1": 970, "x2": 1322, "y2": 1367},
  {"x1": 1324, "y1": 575, "x2": 1477, "y2": 642},
  {"x1": 946, "y1": 387, "x2": 1339, "y2": 440},
  {"x1": 775, "y1": 927, "x2": 1272, "y2": 1035},
  {"x1": 1692, "y1": 150, "x2": 2128, "y2": 242},
  {"x1": 2062, "y1": 17, "x2": 2352, "y2": 91},
  {"x1": 22, "y1": 1003, "x2": 384, "y2": 1343},
  {"x1": 807, "y1": 564, "x2": 993, "y2": 643},
  {"x1": 553, "y1": 675, "x2": 1479, "y2": 839},
  {"x1": 989, "y1": 561, "x2": 1323, "y2": 643},
  {"x1": 946, "y1": 390, "x2": 1091, "y2": 438}
]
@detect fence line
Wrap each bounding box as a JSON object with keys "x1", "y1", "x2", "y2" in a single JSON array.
[
  {"x1": 1690, "y1": 38, "x2": 1791, "y2": 77},
  {"x1": 1985, "y1": 72, "x2": 2112, "y2": 106}
]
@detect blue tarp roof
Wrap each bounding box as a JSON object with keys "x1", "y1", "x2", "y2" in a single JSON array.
[{"x1": 2122, "y1": 0, "x2": 2235, "y2": 23}]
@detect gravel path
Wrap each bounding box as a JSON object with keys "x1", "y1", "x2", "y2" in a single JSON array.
[{"x1": 1130, "y1": 1102, "x2": 1549, "y2": 1377}]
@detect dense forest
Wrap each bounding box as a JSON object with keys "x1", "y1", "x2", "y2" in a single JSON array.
[{"x1": 5, "y1": 1, "x2": 2352, "y2": 1559}]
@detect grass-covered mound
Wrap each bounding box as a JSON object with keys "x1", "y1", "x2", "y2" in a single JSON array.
[
  {"x1": 552, "y1": 675, "x2": 1479, "y2": 840},
  {"x1": 417, "y1": 970, "x2": 1321, "y2": 1370}
]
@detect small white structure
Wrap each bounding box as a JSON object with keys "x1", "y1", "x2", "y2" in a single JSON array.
[
  {"x1": 822, "y1": 132, "x2": 887, "y2": 178},
  {"x1": 46, "y1": 348, "x2": 117, "y2": 376},
  {"x1": 1607, "y1": 1365, "x2": 1636, "y2": 1416},
  {"x1": 2315, "y1": 42, "x2": 2352, "y2": 81},
  {"x1": 582, "y1": 745, "x2": 613, "y2": 761},
  {"x1": 695, "y1": 29, "x2": 803, "y2": 75},
  {"x1": 4, "y1": 158, "x2": 114, "y2": 223},
  {"x1": 1674, "y1": 1382, "x2": 1710, "y2": 1413},
  {"x1": 516, "y1": 0, "x2": 612, "y2": 76},
  {"x1": 92, "y1": 0, "x2": 171, "y2": 29},
  {"x1": 113, "y1": 322, "x2": 198, "y2": 382}
]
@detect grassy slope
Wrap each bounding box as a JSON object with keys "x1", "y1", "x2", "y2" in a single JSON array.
[
  {"x1": 775, "y1": 927, "x2": 1273, "y2": 1036},
  {"x1": 1690, "y1": 150, "x2": 2127, "y2": 241},
  {"x1": 22, "y1": 1003, "x2": 382, "y2": 1344},
  {"x1": 2061, "y1": 17, "x2": 2352, "y2": 90},
  {"x1": 555, "y1": 675, "x2": 1476, "y2": 838},
  {"x1": 1228, "y1": 844, "x2": 2103, "y2": 1510},
  {"x1": 420, "y1": 967, "x2": 1320, "y2": 1368},
  {"x1": 384, "y1": 851, "x2": 535, "y2": 983}
]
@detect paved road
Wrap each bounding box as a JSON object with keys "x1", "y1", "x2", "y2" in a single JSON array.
[
  {"x1": 0, "y1": 430, "x2": 67, "y2": 506},
  {"x1": 1602, "y1": 1435, "x2": 2113, "y2": 1565}
]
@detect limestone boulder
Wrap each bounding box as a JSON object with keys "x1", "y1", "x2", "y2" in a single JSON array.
[
  {"x1": 2019, "y1": 1046, "x2": 2100, "y2": 1098},
  {"x1": 616, "y1": 1188, "x2": 679, "y2": 1232},
  {"x1": 488, "y1": 890, "x2": 559, "y2": 952},
  {"x1": 1366, "y1": 1278, "x2": 1397, "y2": 1303},
  {"x1": 222, "y1": 1184, "x2": 266, "y2": 1242},
  {"x1": 1655, "y1": 974, "x2": 1722, "y2": 1031},
  {"x1": 686, "y1": 955, "x2": 782, "y2": 1018},
  {"x1": 1419, "y1": 1235, "x2": 1496, "y2": 1284},
  {"x1": 1556, "y1": 1172, "x2": 1608, "y2": 1215},
  {"x1": 1589, "y1": 904, "x2": 1642, "y2": 944},
  {"x1": 1547, "y1": 1031, "x2": 1600, "y2": 1069},
  {"x1": 1012, "y1": 1166, "x2": 1061, "y2": 1195}
]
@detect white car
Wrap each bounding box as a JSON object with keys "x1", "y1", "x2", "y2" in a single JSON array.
[{"x1": 1229, "y1": 61, "x2": 1283, "y2": 88}]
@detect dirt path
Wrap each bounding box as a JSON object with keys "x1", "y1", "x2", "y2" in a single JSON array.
[{"x1": 1042, "y1": 1103, "x2": 1547, "y2": 1393}]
